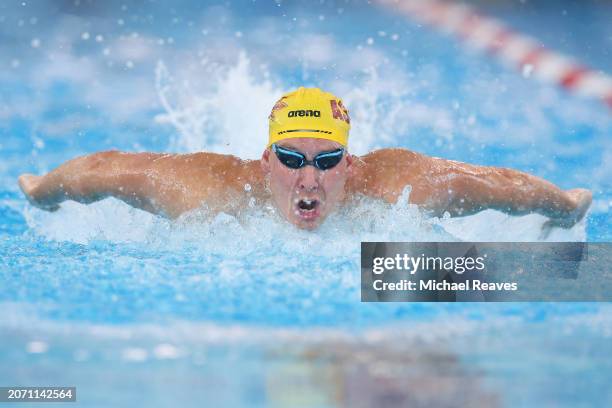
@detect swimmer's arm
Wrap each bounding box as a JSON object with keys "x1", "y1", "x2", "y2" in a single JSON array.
[
  {"x1": 426, "y1": 159, "x2": 592, "y2": 228},
  {"x1": 17, "y1": 151, "x2": 195, "y2": 218}
]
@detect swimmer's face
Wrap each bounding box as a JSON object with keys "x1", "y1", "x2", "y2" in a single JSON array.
[{"x1": 261, "y1": 138, "x2": 353, "y2": 230}]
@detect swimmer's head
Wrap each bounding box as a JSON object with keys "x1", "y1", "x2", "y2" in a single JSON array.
[
  {"x1": 262, "y1": 88, "x2": 353, "y2": 230},
  {"x1": 268, "y1": 87, "x2": 350, "y2": 147}
]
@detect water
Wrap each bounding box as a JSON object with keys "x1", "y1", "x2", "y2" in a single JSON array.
[{"x1": 1, "y1": 1, "x2": 611, "y2": 407}]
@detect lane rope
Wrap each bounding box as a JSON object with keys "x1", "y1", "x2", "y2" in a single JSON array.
[{"x1": 378, "y1": 0, "x2": 612, "y2": 111}]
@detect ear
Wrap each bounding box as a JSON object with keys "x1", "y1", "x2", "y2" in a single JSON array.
[
  {"x1": 261, "y1": 148, "x2": 271, "y2": 174},
  {"x1": 345, "y1": 152, "x2": 355, "y2": 173}
]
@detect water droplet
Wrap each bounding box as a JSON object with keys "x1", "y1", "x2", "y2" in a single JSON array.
[
  {"x1": 153, "y1": 344, "x2": 180, "y2": 360},
  {"x1": 122, "y1": 347, "x2": 148, "y2": 362},
  {"x1": 26, "y1": 341, "x2": 48, "y2": 354}
]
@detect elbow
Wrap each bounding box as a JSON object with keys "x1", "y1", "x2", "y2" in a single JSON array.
[
  {"x1": 85, "y1": 150, "x2": 121, "y2": 171},
  {"x1": 63, "y1": 150, "x2": 122, "y2": 198},
  {"x1": 66, "y1": 150, "x2": 120, "y2": 175}
]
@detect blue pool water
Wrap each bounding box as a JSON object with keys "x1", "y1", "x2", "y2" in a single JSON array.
[{"x1": 1, "y1": 1, "x2": 611, "y2": 407}]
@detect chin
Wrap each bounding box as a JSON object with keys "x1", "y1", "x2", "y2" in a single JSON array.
[
  {"x1": 289, "y1": 213, "x2": 326, "y2": 230},
  {"x1": 295, "y1": 220, "x2": 321, "y2": 230}
]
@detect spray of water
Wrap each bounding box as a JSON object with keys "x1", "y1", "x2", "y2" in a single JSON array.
[
  {"x1": 24, "y1": 51, "x2": 586, "y2": 244},
  {"x1": 154, "y1": 53, "x2": 283, "y2": 158}
]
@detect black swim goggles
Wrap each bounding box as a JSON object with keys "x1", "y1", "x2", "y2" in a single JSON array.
[{"x1": 271, "y1": 143, "x2": 345, "y2": 171}]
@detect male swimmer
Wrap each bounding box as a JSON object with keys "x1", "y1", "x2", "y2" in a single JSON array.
[{"x1": 18, "y1": 87, "x2": 592, "y2": 231}]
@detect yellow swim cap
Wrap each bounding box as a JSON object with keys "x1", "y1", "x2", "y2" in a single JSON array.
[{"x1": 268, "y1": 87, "x2": 350, "y2": 147}]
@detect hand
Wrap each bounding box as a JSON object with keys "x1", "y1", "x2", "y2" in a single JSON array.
[
  {"x1": 539, "y1": 188, "x2": 592, "y2": 239},
  {"x1": 18, "y1": 174, "x2": 60, "y2": 212}
]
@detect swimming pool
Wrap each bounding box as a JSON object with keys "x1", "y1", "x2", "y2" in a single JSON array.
[{"x1": 1, "y1": 1, "x2": 611, "y2": 406}]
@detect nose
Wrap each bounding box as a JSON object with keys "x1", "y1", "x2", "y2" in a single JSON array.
[{"x1": 298, "y1": 165, "x2": 319, "y2": 192}]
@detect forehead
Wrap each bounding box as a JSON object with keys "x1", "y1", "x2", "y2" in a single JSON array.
[{"x1": 277, "y1": 137, "x2": 343, "y2": 153}]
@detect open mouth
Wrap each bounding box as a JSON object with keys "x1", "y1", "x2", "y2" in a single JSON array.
[
  {"x1": 295, "y1": 198, "x2": 321, "y2": 221},
  {"x1": 298, "y1": 199, "x2": 318, "y2": 211}
]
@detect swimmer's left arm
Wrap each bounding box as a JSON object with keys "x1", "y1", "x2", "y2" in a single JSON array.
[{"x1": 423, "y1": 158, "x2": 592, "y2": 228}]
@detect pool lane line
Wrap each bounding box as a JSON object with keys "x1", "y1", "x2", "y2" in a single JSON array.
[{"x1": 377, "y1": 0, "x2": 612, "y2": 112}]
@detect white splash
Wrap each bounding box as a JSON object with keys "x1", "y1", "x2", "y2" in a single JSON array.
[
  {"x1": 23, "y1": 185, "x2": 585, "y2": 247},
  {"x1": 154, "y1": 51, "x2": 452, "y2": 158},
  {"x1": 155, "y1": 53, "x2": 283, "y2": 158},
  {"x1": 22, "y1": 51, "x2": 588, "y2": 245}
]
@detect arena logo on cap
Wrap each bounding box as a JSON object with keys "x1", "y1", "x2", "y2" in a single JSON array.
[{"x1": 288, "y1": 110, "x2": 321, "y2": 117}]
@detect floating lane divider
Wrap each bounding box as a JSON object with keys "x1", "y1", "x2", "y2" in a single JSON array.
[{"x1": 377, "y1": 0, "x2": 612, "y2": 112}]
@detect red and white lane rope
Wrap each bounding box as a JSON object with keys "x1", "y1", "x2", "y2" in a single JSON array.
[{"x1": 378, "y1": 0, "x2": 612, "y2": 111}]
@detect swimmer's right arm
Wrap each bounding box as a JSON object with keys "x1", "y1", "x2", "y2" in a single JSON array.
[{"x1": 18, "y1": 151, "x2": 192, "y2": 218}]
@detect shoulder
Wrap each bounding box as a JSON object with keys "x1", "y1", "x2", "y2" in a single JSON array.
[
  {"x1": 149, "y1": 151, "x2": 264, "y2": 213},
  {"x1": 183, "y1": 152, "x2": 261, "y2": 178},
  {"x1": 172, "y1": 152, "x2": 264, "y2": 192},
  {"x1": 110, "y1": 150, "x2": 256, "y2": 188},
  {"x1": 352, "y1": 148, "x2": 460, "y2": 204},
  {"x1": 167, "y1": 151, "x2": 239, "y2": 166},
  {"x1": 358, "y1": 148, "x2": 429, "y2": 181},
  {"x1": 350, "y1": 148, "x2": 424, "y2": 200},
  {"x1": 360, "y1": 148, "x2": 423, "y2": 164},
  {"x1": 145, "y1": 151, "x2": 246, "y2": 176}
]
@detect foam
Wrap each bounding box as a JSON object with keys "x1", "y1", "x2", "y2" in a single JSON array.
[{"x1": 24, "y1": 185, "x2": 585, "y2": 247}]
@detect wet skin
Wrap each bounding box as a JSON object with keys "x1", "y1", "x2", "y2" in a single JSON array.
[
  {"x1": 18, "y1": 137, "x2": 592, "y2": 231},
  {"x1": 260, "y1": 138, "x2": 353, "y2": 230}
]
